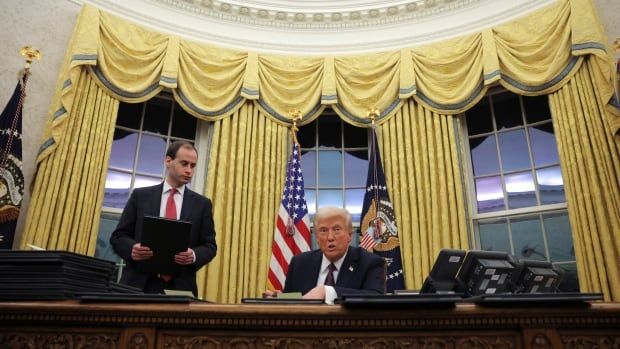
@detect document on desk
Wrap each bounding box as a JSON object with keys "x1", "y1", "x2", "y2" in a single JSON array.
[{"x1": 138, "y1": 215, "x2": 191, "y2": 275}]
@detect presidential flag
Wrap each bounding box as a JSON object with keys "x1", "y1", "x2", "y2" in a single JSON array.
[
  {"x1": 0, "y1": 72, "x2": 27, "y2": 249},
  {"x1": 359, "y1": 129, "x2": 405, "y2": 292},
  {"x1": 267, "y1": 139, "x2": 311, "y2": 290}
]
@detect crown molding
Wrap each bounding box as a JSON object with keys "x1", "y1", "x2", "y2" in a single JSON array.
[{"x1": 80, "y1": 0, "x2": 557, "y2": 55}]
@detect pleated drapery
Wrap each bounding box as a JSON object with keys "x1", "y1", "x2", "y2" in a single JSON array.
[
  {"x1": 20, "y1": 69, "x2": 118, "y2": 254},
  {"x1": 199, "y1": 102, "x2": 289, "y2": 303},
  {"x1": 549, "y1": 58, "x2": 620, "y2": 301},
  {"x1": 379, "y1": 100, "x2": 469, "y2": 290},
  {"x1": 19, "y1": 0, "x2": 620, "y2": 302}
]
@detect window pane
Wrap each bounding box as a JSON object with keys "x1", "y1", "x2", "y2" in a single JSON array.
[
  {"x1": 135, "y1": 175, "x2": 162, "y2": 188},
  {"x1": 498, "y1": 129, "x2": 530, "y2": 172},
  {"x1": 305, "y1": 189, "x2": 316, "y2": 215},
  {"x1": 104, "y1": 170, "x2": 131, "y2": 208},
  {"x1": 300, "y1": 150, "x2": 316, "y2": 188},
  {"x1": 537, "y1": 166, "x2": 565, "y2": 204},
  {"x1": 109, "y1": 130, "x2": 138, "y2": 171},
  {"x1": 345, "y1": 188, "x2": 365, "y2": 222},
  {"x1": 343, "y1": 122, "x2": 367, "y2": 148},
  {"x1": 543, "y1": 212, "x2": 574, "y2": 262},
  {"x1": 143, "y1": 98, "x2": 171, "y2": 135},
  {"x1": 523, "y1": 95, "x2": 551, "y2": 124},
  {"x1": 116, "y1": 102, "x2": 142, "y2": 129},
  {"x1": 95, "y1": 213, "x2": 121, "y2": 263},
  {"x1": 511, "y1": 216, "x2": 546, "y2": 261},
  {"x1": 318, "y1": 151, "x2": 343, "y2": 186},
  {"x1": 478, "y1": 218, "x2": 510, "y2": 252},
  {"x1": 344, "y1": 150, "x2": 368, "y2": 187},
  {"x1": 298, "y1": 121, "x2": 316, "y2": 149},
  {"x1": 318, "y1": 117, "x2": 341, "y2": 149},
  {"x1": 529, "y1": 123, "x2": 559, "y2": 166},
  {"x1": 171, "y1": 104, "x2": 197, "y2": 139},
  {"x1": 475, "y1": 176, "x2": 504, "y2": 213},
  {"x1": 505, "y1": 171, "x2": 537, "y2": 209},
  {"x1": 136, "y1": 135, "x2": 166, "y2": 176},
  {"x1": 470, "y1": 136, "x2": 500, "y2": 176},
  {"x1": 556, "y1": 262, "x2": 579, "y2": 292},
  {"x1": 466, "y1": 98, "x2": 493, "y2": 135},
  {"x1": 493, "y1": 93, "x2": 523, "y2": 130},
  {"x1": 317, "y1": 189, "x2": 343, "y2": 208}
]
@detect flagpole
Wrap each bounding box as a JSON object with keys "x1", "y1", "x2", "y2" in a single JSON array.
[
  {"x1": 0, "y1": 46, "x2": 40, "y2": 169},
  {"x1": 366, "y1": 107, "x2": 382, "y2": 240}
]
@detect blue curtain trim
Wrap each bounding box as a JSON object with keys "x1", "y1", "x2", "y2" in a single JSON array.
[
  {"x1": 91, "y1": 66, "x2": 160, "y2": 99},
  {"x1": 159, "y1": 76, "x2": 177, "y2": 84},
  {"x1": 71, "y1": 54, "x2": 97, "y2": 62},
  {"x1": 176, "y1": 88, "x2": 244, "y2": 117},
  {"x1": 399, "y1": 85, "x2": 416, "y2": 95},
  {"x1": 571, "y1": 42, "x2": 606, "y2": 52},
  {"x1": 62, "y1": 79, "x2": 72, "y2": 90},
  {"x1": 241, "y1": 87, "x2": 259, "y2": 96},
  {"x1": 484, "y1": 70, "x2": 501, "y2": 82},
  {"x1": 37, "y1": 138, "x2": 56, "y2": 157},
  {"x1": 502, "y1": 56, "x2": 579, "y2": 93},
  {"x1": 334, "y1": 98, "x2": 401, "y2": 125},
  {"x1": 53, "y1": 107, "x2": 67, "y2": 120},
  {"x1": 416, "y1": 78, "x2": 485, "y2": 111},
  {"x1": 321, "y1": 94, "x2": 337, "y2": 101},
  {"x1": 258, "y1": 99, "x2": 322, "y2": 124}
]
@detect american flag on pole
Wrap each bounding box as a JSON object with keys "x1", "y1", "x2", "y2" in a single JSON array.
[
  {"x1": 267, "y1": 139, "x2": 311, "y2": 290},
  {"x1": 359, "y1": 128, "x2": 405, "y2": 292}
]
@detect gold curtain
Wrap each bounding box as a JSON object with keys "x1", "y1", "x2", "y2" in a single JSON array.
[
  {"x1": 198, "y1": 101, "x2": 289, "y2": 303},
  {"x1": 379, "y1": 100, "x2": 469, "y2": 289},
  {"x1": 549, "y1": 58, "x2": 620, "y2": 301},
  {"x1": 20, "y1": 68, "x2": 118, "y2": 253}
]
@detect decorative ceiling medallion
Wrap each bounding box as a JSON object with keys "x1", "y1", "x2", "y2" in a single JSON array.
[
  {"x1": 82, "y1": 0, "x2": 557, "y2": 54},
  {"x1": 154, "y1": 0, "x2": 484, "y2": 29}
]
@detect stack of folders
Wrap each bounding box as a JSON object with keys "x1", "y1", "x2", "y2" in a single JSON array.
[{"x1": 0, "y1": 250, "x2": 141, "y2": 300}]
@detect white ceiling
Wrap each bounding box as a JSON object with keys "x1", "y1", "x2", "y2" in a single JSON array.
[{"x1": 83, "y1": 0, "x2": 557, "y2": 55}]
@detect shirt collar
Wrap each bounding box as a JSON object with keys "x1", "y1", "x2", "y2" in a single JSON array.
[
  {"x1": 320, "y1": 249, "x2": 348, "y2": 273},
  {"x1": 163, "y1": 180, "x2": 185, "y2": 196}
]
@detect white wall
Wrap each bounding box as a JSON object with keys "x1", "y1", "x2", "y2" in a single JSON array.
[{"x1": 0, "y1": 0, "x2": 80, "y2": 247}]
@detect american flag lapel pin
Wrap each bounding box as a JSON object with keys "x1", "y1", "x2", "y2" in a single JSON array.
[{"x1": 349, "y1": 266, "x2": 354, "y2": 272}]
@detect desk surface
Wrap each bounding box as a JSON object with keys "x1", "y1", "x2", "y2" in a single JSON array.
[{"x1": 1, "y1": 300, "x2": 619, "y2": 349}]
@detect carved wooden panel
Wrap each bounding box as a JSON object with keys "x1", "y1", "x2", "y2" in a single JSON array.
[
  {"x1": 0, "y1": 331, "x2": 119, "y2": 349},
  {"x1": 159, "y1": 332, "x2": 518, "y2": 349}
]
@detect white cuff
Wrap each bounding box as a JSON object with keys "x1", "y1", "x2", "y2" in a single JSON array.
[
  {"x1": 191, "y1": 249, "x2": 196, "y2": 263},
  {"x1": 324, "y1": 285, "x2": 337, "y2": 305}
]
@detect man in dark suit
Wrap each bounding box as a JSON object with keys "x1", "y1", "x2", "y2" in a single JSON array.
[
  {"x1": 277, "y1": 207, "x2": 385, "y2": 303},
  {"x1": 110, "y1": 141, "x2": 217, "y2": 296}
]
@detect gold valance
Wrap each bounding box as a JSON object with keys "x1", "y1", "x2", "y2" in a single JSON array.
[{"x1": 37, "y1": 0, "x2": 618, "y2": 163}]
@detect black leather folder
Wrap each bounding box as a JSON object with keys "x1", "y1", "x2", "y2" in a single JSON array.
[{"x1": 138, "y1": 215, "x2": 191, "y2": 275}]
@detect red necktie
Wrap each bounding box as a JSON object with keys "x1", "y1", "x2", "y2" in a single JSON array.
[
  {"x1": 160, "y1": 188, "x2": 177, "y2": 283},
  {"x1": 165, "y1": 188, "x2": 177, "y2": 220}
]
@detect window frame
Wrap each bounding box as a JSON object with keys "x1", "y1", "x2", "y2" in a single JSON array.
[{"x1": 459, "y1": 88, "x2": 569, "y2": 254}]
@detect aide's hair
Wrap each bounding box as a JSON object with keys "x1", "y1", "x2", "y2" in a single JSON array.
[
  {"x1": 314, "y1": 206, "x2": 353, "y2": 231},
  {"x1": 166, "y1": 140, "x2": 197, "y2": 159}
]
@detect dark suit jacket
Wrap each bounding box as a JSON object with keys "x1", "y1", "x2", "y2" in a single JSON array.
[
  {"x1": 283, "y1": 246, "x2": 385, "y2": 296},
  {"x1": 110, "y1": 183, "x2": 217, "y2": 295}
]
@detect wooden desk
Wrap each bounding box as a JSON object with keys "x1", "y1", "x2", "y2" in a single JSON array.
[{"x1": 0, "y1": 301, "x2": 619, "y2": 348}]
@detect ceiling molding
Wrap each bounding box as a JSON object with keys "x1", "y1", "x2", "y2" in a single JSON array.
[{"x1": 80, "y1": 0, "x2": 558, "y2": 55}]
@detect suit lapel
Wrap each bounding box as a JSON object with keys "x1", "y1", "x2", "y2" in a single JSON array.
[
  {"x1": 336, "y1": 246, "x2": 358, "y2": 288},
  {"x1": 147, "y1": 184, "x2": 164, "y2": 217},
  {"x1": 306, "y1": 250, "x2": 323, "y2": 291},
  {"x1": 180, "y1": 187, "x2": 193, "y2": 221}
]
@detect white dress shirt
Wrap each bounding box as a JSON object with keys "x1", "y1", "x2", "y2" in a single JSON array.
[
  {"x1": 159, "y1": 181, "x2": 195, "y2": 263},
  {"x1": 316, "y1": 250, "x2": 348, "y2": 304}
]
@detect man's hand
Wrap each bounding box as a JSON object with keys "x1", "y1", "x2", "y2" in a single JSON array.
[
  {"x1": 262, "y1": 290, "x2": 282, "y2": 298},
  {"x1": 302, "y1": 285, "x2": 326, "y2": 300},
  {"x1": 174, "y1": 248, "x2": 195, "y2": 265},
  {"x1": 131, "y1": 243, "x2": 153, "y2": 261}
]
